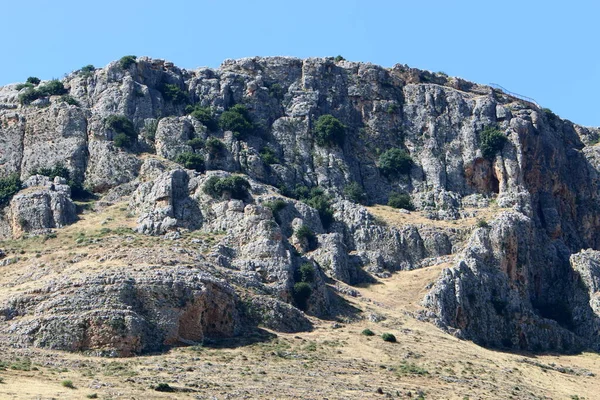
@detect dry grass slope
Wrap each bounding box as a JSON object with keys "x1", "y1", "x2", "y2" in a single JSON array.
[{"x1": 0, "y1": 202, "x2": 598, "y2": 399}]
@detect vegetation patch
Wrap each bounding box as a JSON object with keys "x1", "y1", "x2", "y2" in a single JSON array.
[
  {"x1": 186, "y1": 105, "x2": 218, "y2": 131},
  {"x1": 387, "y1": 193, "x2": 414, "y2": 211},
  {"x1": 344, "y1": 182, "x2": 367, "y2": 205},
  {"x1": 0, "y1": 174, "x2": 22, "y2": 207},
  {"x1": 203, "y1": 175, "x2": 251, "y2": 200},
  {"x1": 105, "y1": 115, "x2": 137, "y2": 149},
  {"x1": 295, "y1": 225, "x2": 317, "y2": 251},
  {"x1": 159, "y1": 83, "x2": 188, "y2": 104},
  {"x1": 361, "y1": 328, "x2": 375, "y2": 336},
  {"x1": 314, "y1": 114, "x2": 346, "y2": 147},
  {"x1": 175, "y1": 152, "x2": 205, "y2": 172},
  {"x1": 480, "y1": 126, "x2": 507, "y2": 159},
  {"x1": 381, "y1": 333, "x2": 397, "y2": 343},
  {"x1": 260, "y1": 146, "x2": 279, "y2": 165},
  {"x1": 206, "y1": 137, "x2": 225, "y2": 155},
  {"x1": 378, "y1": 148, "x2": 413, "y2": 177},
  {"x1": 119, "y1": 55, "x2": 137, "y2": 69},
  {"x1": 18, "y1": 79, "x2": 68, "y2": 105},
  {"x1": 219, "y1": 104, "x2": 254, "y2": 139}
]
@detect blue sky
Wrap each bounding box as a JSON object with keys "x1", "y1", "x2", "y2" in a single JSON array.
[{"x1": 2, "y1": 0, "x2": 598, "y2": 126}]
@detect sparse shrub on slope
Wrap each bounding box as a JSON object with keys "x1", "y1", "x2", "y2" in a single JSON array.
[
  {"x1": 119, "y1": 55, "x2": 137, "y2": 69},
  {"x1": 203, "y1": 176, "x2": 250, "y2": 200},
  {"x1": 344, "y1": 182, "x2": 367, "y2": 205},
  {"x1": 480, "y1": 126, "x2": 507, "y2": 159},
  {"x1": 105, "y1": 115, "x2": 137, "y2": 149},
  {"x1": 388, "y1": 193, "x2": 414, "y2": 211},
  {"x1": 378, "y1": 148, "x2": 413, "y2": 177},
  {"x1": 159, "y1": 83, "x2": 188, "y2": 104},
  {"x1": 219, "y1": 104, "x2": 254, "y2": 139},
  {"x1": 186, "y1": 105, "x2": 218, "y2": 131},
  {"x1": 0, "y1": 174, "x2": 22, "y2": 207},
  {"x1": 314, "y1": 114, "x2": 345, "y2": 147},
  {"x1": 175, "y1": 152, "x2": 205, "y2": 172}
]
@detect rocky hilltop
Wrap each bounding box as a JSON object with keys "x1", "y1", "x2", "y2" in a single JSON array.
[{"x1": 1, "y1": 55, "x2": 600, "y2": 357}]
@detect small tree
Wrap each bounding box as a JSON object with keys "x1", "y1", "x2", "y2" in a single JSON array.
[
  {"x1": 187, "y1": 137, "x2": 205, "y2": 151},
  {"x1": 26, "y1": 77, "x2": 40, "y2": 85},
  {"x1": 296, "y1": 225, "x2": 317, "y2": 251},
  {"x1": 80, "y1": 65, "x2": 95, "y2": 78},
  {"x1": 38, "y1": 80, "x2": 67, "y2": 96},
  {"x1": 293, "y1": 282, "x2": 312, "y2": 311},
  {"x1": 378, "y1": 148, "x2": 413, "y2": 177},
  {"x1": 176, "y1": 152, "x2": 205, "y2": 172},
  {"x1": 206, "y1": 137, "x2": 225, "y2": 155},
  {"x1": 480, "y1": 127, "x2": 507, "y2": 159},
  {"x1": 106, "y1": 115, "x2": 137, "y2": 149},
  {"x1": 219, "y1": 104, "x2": 253, "y2": 138},
  {"x1": 119, "y1": 55, "x2": 137, "y2": 69},
  {"x1": 260, "y1": 146, "x2": 279, "y2": 165},
  {"x1": 159, "y1": 83, "x2": 188, "y2": 104},
  {"x1": 203, "y1": 176, "x2": 250, "y2": 200},
  {"x1": 344, "y1": 182, "x2": 367, "y2": 204},
  {"x1": 314, "y1": 114, "x2": 345, "y2": 147},
  {"x1": 0, "y1": 174, "x2": 22, "y2": 207},
  {"x1": 388, "y1": 193, "x2": 414, "y2": 211},
  {"x1": 188, "y1": 105, "x2": 218, "y2": 131},
  {"x1": 381, "y1": 333, "x2": 397, "y2": 343}
]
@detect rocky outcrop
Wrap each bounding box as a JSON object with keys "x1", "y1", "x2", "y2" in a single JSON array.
[
  {"x1": 1, "y1": 268, "x2": 239, "y2": 356},
  {"x1": 3, "y1": 176, "x2": 76, "y2": 238},
  {"x1": 2, "y1": 55, "x2": 600, "y2": 355}
]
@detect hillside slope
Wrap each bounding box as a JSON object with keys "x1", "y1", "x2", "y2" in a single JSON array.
[{"x1": 1, "y1": 55, "x2": 600, "y2": 367}]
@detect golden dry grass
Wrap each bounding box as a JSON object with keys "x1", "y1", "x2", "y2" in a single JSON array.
[{"x1": 0, "y1": 202, "x2": 599, "y2": 399}]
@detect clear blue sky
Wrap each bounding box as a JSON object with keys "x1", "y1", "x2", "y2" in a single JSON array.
[{"x1": 2, "y1": 1, "x2": 598, "y2": 126}]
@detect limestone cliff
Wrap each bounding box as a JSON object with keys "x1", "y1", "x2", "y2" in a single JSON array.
[{"x1": 1, "y1": 55, "x2": 600, "y2": 355}]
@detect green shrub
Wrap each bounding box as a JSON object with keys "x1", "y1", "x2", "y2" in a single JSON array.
[
  {"x1": 106, "y1": 115, "x2": 136, "y2": 149},
  {"x1": 361, "y1": 328, "x2": 375, "y2": 336},
  {"x1": 480, "y1": 126, "x2": 507, "y2": 159},
  {"x1": 344, "y1": 182, "x2": 367, "y2": 204},
  {"x1": 30, "y1": 163, "x2": 90, "y2": 200},
  {"x1": 61, "y1": 380, "x2": 75, "y2": 389},
  {"x1": 0, "y1": 174, "x2": 22, "y2": 207},
  {"x1": 259, "y1": 146, "x2": 279, "y2": 165},
  {"x1": 187, "y1": 137, "x2": 205, "y2": 150},
  {"x1": 289, "y1": 186, "x2": 335, "y2": 229},
  {"x1": 314, "y1": 114, "x2": 346, "y2": 147},
  {"x1": 26, "y1": 76, "x2": 40, "y2": 85},
  {"x1": 219, "y1": 104, "x2": 253, "y2": 138},
  {"x1": 38, "y1": 80, "x2": 67, "y2": 96},
  {"x1": 16, "y1": 82, "x2": 34, "y2": 91},
  {"x1": 334, "y1": 55, "x2": 345, "y2": 62},
  {"x1": 268, "y1": 83, "x2": 285, "y2": 100},
  {"x1": 61, "y1": 95, "x2": 80, "y2": 106},
  {"x1": 378, "y1": 148, "x2": 413, "y2": 177},
  {"x1": 203, "y1": 175, "x2": 251, "y2": 200},
  {"x1": 159, "y1": 83, "x2": 188, "y2": 104},
  {"x1": 154, "y1": 383, "x2": 174, "y2": 392},
  {"x1": 292, "y1": 282, "x2": 312, "y2": 311},
  {"x1": 175, "y1": 152, "x2": 205, "y2": 172},
  {"x1": 80, "y1": 65, "x2": 95, "y2": 78},
  {"x1": 144, "y1": 119, "x2": 159, "y2": 141},
  {"x1": 187, "y1": 105, "x2": 217, "y2": 131},
  {"x1": 305, "y1": 193, "x2": 334, "y2": 229},
  {"x1": 476, "y1": 218, "x2": 489, "y2": 228},
  {"x1": 119, "y1": 55, "x2": 137, "y2": 69},
  {"x1": 206, "y1": 137, "x2": 225, "y2": 155},
  {"x1": 86, "y1": 394, "x2": 98, "y2": 399},
  {"x1": 18, "y1": 88, "x2": 42, "y2": 105},
  {"x1": 388, "y1": 193, "x2": 414, "y2": 210},
  {"x1": 381, "y1": 333, "x2": 397, "y2": 343},
  {"x1": 264, "y1": 199, "x2": 287, "y2": 214},
  {"x1": 295, "y1": 263, "x2": 315, "y2": 283},
  {"x1": 295, "y1": 225, "x2": 317, "y2": 250},
  {"x1": 113, "y1": 133, "x2": 132, "y2": 148}
]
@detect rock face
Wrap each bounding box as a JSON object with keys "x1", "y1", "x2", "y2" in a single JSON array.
[
  {"x1": 2, "y1": 55, "x2": 600, "y2": 355},
  {"x1": 2, "y1": 268, "x2": 239, "y2": 356},
  {"x1": 3, "y1": 176, "x2": 77, "y2": 238}
]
